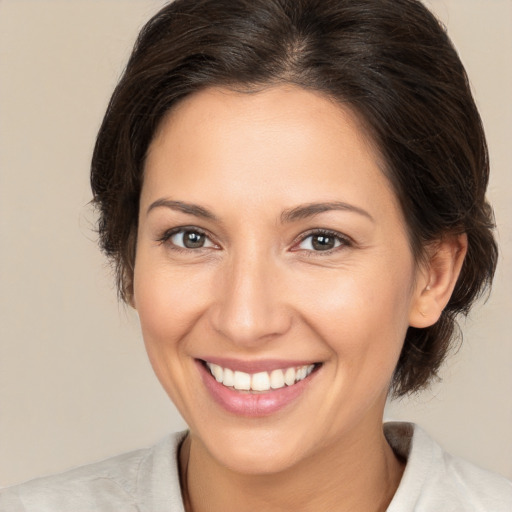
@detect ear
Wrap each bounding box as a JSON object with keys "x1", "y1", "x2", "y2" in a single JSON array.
[{"x1": 409, "y1": 234, "x2": 468, "y2": 328}]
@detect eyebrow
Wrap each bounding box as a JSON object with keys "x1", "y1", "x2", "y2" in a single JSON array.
[
  {"x1": 146, "y1": 199, "x2": 218, "y2": 221},
  {"x1": 280, "y1": 201, "x2": 374, "y2": 223},
  {"x1": 147, "y1": 198, "x2": 374, "y2": 224}
]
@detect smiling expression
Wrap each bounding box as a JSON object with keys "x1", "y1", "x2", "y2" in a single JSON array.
[{"x1": 133, "y1": 85, "x2": 426, "y2": 474}]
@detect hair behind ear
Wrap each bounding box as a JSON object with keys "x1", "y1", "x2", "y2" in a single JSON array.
[{"x1": 393, "y1": 225, "x2": 496, "y2": 398}]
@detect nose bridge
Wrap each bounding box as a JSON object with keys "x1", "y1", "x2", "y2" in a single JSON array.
[{"x1": 211, "y1": 245, "x2": 291, "y2": 346}]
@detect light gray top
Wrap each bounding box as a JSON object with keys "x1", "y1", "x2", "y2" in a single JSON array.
[{"x1": 1, "y1": 423, "x2": 511, "y2": 511}]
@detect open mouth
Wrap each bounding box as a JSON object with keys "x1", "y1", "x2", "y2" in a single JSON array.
[{"x1": 202, "y1": 360, "x2": 320, "y2": 393}]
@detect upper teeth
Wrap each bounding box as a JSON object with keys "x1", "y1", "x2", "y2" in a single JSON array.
[{"x1": 206, "y1": 363, "x2": 315, "y2": 391}]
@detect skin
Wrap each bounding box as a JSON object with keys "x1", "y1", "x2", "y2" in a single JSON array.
[{"x1": 133, "y1": 86, "x2": 466, "y2": 512}]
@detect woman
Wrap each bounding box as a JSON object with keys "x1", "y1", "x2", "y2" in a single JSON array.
[{"x1": 1, "y1": 0, "x2": 511, "y2": 510}]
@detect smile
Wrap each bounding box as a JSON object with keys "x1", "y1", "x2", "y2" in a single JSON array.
[
  {"x1": 198, "y1": 358, "x2": 322, "y2": 416},
  {"x1": 205, "y1": 362, "x2": 316, "y2": 392}
]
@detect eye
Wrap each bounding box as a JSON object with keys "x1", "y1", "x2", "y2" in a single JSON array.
[
  {"x1": 160, "y1": 227, "x2": 217, "y2": 250},
  {"x1": 295, "y1": 230, "x2": 349, "y2": 252}
]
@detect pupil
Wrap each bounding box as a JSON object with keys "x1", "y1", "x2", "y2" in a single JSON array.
[
  {"x1": 312, "y1": 235, "x2": 334, "y2": 251},
  {"x1": 184, "y1": 231, "x2": 205, "y2": 248}
]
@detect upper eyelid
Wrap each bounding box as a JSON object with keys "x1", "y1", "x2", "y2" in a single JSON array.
[
  {"x1": 293, "y1": 228, "x2": 353, "y2": 246},
  {"x1": 157, "y1": 225, "x2": 214, "y2": 244}
]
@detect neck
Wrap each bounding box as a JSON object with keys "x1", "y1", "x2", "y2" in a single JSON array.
[{"x1": 180, "y1": 421, "x2": 404, "y2": 512}]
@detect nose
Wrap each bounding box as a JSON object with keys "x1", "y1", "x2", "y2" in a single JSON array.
[{"x1": 209, "y1": 249, "x2": 292, "y2": 347}]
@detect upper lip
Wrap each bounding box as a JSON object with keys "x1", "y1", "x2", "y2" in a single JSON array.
[{"x1": 198, "y1": 357, "x2": 320, "y2": 374}]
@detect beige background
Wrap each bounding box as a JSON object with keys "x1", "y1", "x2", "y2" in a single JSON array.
[{"x1": 0, "y1": 0, "x2": 510, "y2": 487}]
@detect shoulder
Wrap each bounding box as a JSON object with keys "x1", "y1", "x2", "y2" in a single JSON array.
[
  {"x1": 385, "y1": 422, "x2": 512, "y2": 512},
  {"x1": 0, "y1": 431, "x2": 188, "y2": 512}
]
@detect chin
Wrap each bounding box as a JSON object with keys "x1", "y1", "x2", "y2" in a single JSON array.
[{"x1": 212, "y1": 436, "x2": 306, "y2": 475}]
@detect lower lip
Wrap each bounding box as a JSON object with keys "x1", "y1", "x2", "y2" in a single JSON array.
[{"x1": 197, "y1": 361, "x2": 318, "y2": 417}]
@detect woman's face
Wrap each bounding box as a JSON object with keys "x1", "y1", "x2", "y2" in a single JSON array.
[{"x1": 134, "y1": 86, "x2": 425, "y2": 474}]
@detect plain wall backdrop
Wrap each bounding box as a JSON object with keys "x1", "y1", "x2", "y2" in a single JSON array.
[{"x1": 0, "y1": 0, "x2": 511, "y2": 487}]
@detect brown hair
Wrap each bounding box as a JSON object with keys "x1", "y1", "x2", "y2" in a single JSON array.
[{"x1": 91, "y1": 0, "x2": 497, "y2": 396}]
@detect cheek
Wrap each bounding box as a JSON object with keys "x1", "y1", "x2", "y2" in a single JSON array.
[
  {"x1": 133, "y1": 258, "x2": 209, "y2": 351},
  {"x1": 132, "y1": 258, "x2": 212, "y2": 407},
  {"x1": 305, "y1": 269, "x2": 415, "y2": 425},
  {"x1": 297, "y1": 263, "x2": 414, "y2": 369}
]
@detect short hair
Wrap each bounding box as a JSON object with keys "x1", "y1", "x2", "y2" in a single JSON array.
[{"x1": 91, "y1": 0, "x2": 497, "y2": 397}]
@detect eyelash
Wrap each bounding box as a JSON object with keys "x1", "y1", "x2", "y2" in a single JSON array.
[
  {"x1": 291, "y1": 229, "x2": 353, "y2": 256},
  {"x1": 156, "y1": 226, "x2": 217, "y2": 253},
  {"x1": 156, "y1": 227, "x2": 352, "y2": 255}
]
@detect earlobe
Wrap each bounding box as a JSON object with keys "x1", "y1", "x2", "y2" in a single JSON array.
[{"x1": 409, "y1": 234, "x2": 468, "y2": 328}]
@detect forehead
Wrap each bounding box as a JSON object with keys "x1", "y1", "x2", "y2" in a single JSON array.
[
  {"x1": 151, "y1": 85, "x2": 378, "y2": 162},
  {"x1": 142, "y1": 85, "x2": 401, "y2": 225}
]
